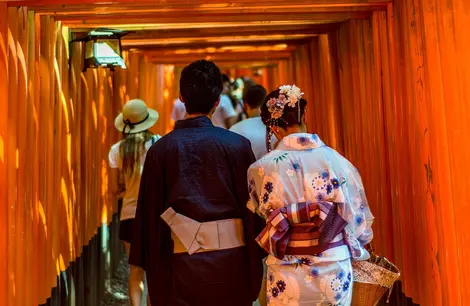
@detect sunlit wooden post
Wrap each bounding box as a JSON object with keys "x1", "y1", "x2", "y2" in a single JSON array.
[
  {"x1": 0, "y1": 3, "x2": 9, "y2": 305},
  {"x1": 1, "y1": 1, "x2": 470, "y2": 305}
]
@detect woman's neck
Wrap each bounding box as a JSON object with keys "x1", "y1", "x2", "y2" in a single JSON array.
[
  {"x1": 276, "y1": 124, "x2": 306, "y2": 141},
  {"x1": 285, "y1": 124, "x2": 306, "y2": 135}
]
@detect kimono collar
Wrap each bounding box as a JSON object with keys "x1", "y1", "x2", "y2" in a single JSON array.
[
  {"x1": 277, "y1": 133, "x2": 325, "y2": 151},
  {"x1": 175, "y1": 116, "x2": 213, "y2": 129}
]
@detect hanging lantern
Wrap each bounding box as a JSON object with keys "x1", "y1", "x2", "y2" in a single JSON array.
[{"x1": 70, "y1": 28, "x2": 130, "y2": 72}]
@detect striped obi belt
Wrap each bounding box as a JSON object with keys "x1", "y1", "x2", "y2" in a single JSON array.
[{"x1": 256, "y1": 201, "x2": 348, "y2": 259}]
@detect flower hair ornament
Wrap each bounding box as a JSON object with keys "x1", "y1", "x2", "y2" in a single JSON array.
[{"x1": 265, "y1": 85, "x2": 304, "y2": 152}]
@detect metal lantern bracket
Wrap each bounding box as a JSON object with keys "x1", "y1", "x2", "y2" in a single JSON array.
[{"x1": 69, "y1": 28, "x2": 131, "y2": 72}]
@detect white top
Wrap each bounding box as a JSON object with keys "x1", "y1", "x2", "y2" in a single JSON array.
[
  {"x1": 230, "y1": 117, "x2": 273, "y2": 160},
  {"x1": 235, "y1": 101, "x2": 246, "y2": 121},
  {"x1": 108, "y1": 135, "x2": 161, "y2": 221},
  {"x1": 171, "y1": 99, "x2": 186, "y2": 121},
  {"x1": 212, "y1": 94, "x2": 237, "y2": 128}
]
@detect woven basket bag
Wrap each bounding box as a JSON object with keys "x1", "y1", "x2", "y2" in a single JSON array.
[{"x1": 352, "y1": 253, "x2": 400, "y2": 306}]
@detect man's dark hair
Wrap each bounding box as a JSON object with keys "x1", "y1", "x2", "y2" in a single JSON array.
[
  {"x1": 180, "y1": 60, "x2": 223, "y2": 114},
  {"x1": 221, "y1": 74, "x2": 231, "y2": 84},
  {"x1": 243, "y1": 84, "x2": 267, "y2": 109}
]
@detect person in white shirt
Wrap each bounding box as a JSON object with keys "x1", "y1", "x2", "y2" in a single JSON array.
[
  {"x1": 108, "y1": 99, "x2": 160, "y2": 306},
  {"x1": 230, "y1": 84, "x2": 275, "y2": 160},
  {"x1": 212, "y1": 75, "x2": 237, "y2": 128},
  {"x1": 171, "y1": 98, "x2": 186, "y2": 122},
  {"x1": 212, "y1": 93, "x2": 237, "y2": 128}
]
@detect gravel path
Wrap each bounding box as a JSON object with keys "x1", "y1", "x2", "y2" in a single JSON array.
[
  {"x1": 101, "y1": 253, "x2": 148, "y2": 306},
  {"x1": 101, "y1": 254, "x2": 130, "y2": 306}
]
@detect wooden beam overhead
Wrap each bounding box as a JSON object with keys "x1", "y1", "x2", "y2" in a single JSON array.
[
  {"x1": 121, "y1": 35, "x2": 315, "y2": 48},
  {"x1": 146, "y1": 50, "x2": 293, "y2": 64},
  {"x1": 41, "y1": 4, "x2": 384, "y2": 17},
  {"x1": 65, "y1": 20, "x2": 334, "y2": 31},
  {"x1": 133, "y1": 44, "x2": 297, "y2": 56},
  {"x1": 108, "y1": 24, "x2": 340, "y2": 39},
  {"x1": 214, "y1": 61, "x2": 280, "y2": 69},
  {"x1": 132, "y1": 58, "x2": 281, "y2": 69},
  {"x1": 124, "y1": 40, "x2": 303, "y2": 52},
  {"x1": 149, "y1": 58, "x2": 290, "y2": 65},
  {"x1": 8, "y1": 0, "x2": 391, "y2": 9},
  {"x1": 59, "y1": 11, "x2": 369, "y2": 28},
  {"x1": 144, "y1": 49, "x2": 293, "y2": 57}
]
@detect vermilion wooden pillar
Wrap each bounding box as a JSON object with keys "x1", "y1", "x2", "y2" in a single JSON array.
[{"x1": 0, "y1": 3, "x2": 8, "y2": 306}]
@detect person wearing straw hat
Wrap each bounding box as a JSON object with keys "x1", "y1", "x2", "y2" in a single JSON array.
[
  {"x1": 129, "y1": 60, "x2": 265, "y2": 306},
  {"x1": 109, "y1": 98, "x2": 160, "y2": 306}
]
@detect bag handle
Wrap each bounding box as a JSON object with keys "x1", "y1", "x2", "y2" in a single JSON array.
[
  {"x1": 364, "y1": 243, "x2": 399, "y2": 303},
  {"x1": 365, "y1": 243, "x2": 375, "y2": 255}
]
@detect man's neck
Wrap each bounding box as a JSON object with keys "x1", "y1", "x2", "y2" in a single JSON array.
[
  {"x1": 185, "y1": 103, "x2": 217, "y2": 120},
  {"x1": 246, "y1": 108, "x2": 261, "y2": 118},
  {"x1": 185, "y1": 113, "x2": 211, "y2": 120}
]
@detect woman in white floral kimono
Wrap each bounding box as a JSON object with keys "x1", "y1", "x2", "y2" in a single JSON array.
[{"x1": 247, "y1": 86, "x2": 374, "y2": 306}]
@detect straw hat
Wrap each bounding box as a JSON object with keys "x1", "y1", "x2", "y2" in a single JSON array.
[{"x1": 114, "y1": 99, "x2": 159, "y2": 134}]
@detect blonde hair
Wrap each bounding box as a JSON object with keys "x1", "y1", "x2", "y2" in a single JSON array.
[{"x1": 119, "y1": 130, "x2": 153, "y2": 177}]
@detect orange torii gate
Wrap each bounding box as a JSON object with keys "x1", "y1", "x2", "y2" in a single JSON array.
[{"x1": 0, "y1": 1, "x2": 469, "y2": 305}]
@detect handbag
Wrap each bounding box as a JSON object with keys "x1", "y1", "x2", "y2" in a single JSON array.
[{"x1": 351, "y1": 247, "x2": 400, "y2": 306}]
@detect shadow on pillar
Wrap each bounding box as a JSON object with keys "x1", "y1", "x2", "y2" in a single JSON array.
[{"x1": 39, "y1": 201, "x2": 123, "y2": 306}]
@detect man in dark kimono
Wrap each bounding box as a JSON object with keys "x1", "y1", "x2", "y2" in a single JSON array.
[{"x1": 129, "y1": 60, "x2": 265, "y2": 306}]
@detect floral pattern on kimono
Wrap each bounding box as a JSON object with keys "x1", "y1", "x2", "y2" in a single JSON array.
[
  {"x1": 265, "y1": 256, "x2": 353, "y2": 306},
  {"x1": 247, "y1": 133, "x2": 374, "y2": 306}
]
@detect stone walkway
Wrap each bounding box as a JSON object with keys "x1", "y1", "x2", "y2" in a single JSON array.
[
  {"x1": 101, "y1": 253, "x2": 149, "y2": 306},
  {"x1": 101, "y1": 254, "x2": 130, "y2": 306}
]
